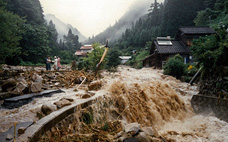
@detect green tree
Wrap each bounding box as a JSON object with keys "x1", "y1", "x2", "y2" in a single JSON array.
[
  {"x1": 0, "y1": 1, "x2": 25, "y2": 65},
  {"x1": 4, "y1": 0, "x2": 52, "y2": 64},
  {"x1": 20, "y1": 24, "x2": 50, "y2": 63},
  {"x1": 63, "y1": 29, "x2": 81, "y2": 51},
  {"x1": 6, "y1": 0, "x2": 45, "y2": 25},
  {"x1": 47, "y1": 20, "x2": 58, "y2": 55}
]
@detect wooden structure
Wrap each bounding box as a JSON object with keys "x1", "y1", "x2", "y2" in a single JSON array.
[
  {"x1": 143, "y1": 26, "x2": 215, "y2": 68},
  {"x1": 175, "y1": 26, "x2": 215, "y2": 47}
]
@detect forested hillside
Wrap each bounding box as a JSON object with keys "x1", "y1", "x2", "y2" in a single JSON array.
[
  {"x1": 0, "y1": 0, "x2": 81, "y2": 65},
  {"x1": 116, "y1": 0, "x2": 213, "y2": 52}
]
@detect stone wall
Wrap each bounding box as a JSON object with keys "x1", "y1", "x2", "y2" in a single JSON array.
[
  {"x1": 191, "y1": 66, "x2": 228, "y2": 122},
  {"x1": 199, "y1": 67, "x2": 228, "y2": 98}
]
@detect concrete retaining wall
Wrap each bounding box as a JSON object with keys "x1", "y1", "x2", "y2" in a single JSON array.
[{"x1": 17, "y1": 98, "x2": 94, "y2": 142}]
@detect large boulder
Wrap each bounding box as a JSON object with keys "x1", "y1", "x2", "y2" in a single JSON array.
[
  {"x1": 54, "y1": 98, "x2": 72, "y2": 109},
  {"x1": 11, "y1": 82, "x2": 28, "y2": 95},
  {"x1": 80, "y1": 92, "x2": 95, "y2": 99},
  {"x1": 32, "y1": 73, "x2": 43, "y2": 83},
  {"x1": 1, "y1": 78, "x2": 17, "y2": 92},
  {"x1": 41, "y1": 103, "x2": 57, "y2": 115},
  {"x1": 30, "y1": 82, "x2": 42, "y2": 93}
]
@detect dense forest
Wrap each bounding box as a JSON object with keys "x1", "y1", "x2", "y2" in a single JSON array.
[
  {"x1": 0, "y1": 0, "x2": 81, "y2": 65},
  {"x1": 0, "y1": 0, "x2": 227, "y2": 66}
]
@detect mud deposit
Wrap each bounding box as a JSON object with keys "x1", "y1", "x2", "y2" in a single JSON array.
[{"x1": 1, "y1": 66, "x2": 228, "y2": 141}]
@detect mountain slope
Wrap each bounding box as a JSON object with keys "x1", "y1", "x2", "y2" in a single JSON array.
[
  {"x1": 85, "y1": 0, "x2": 153, "y2": 44},
  {"x1": 45, "y1": 14, "x2": 87, "y2": 42}
]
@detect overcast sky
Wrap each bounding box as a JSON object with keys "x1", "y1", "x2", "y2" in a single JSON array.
[{"x1": 40, "y1": 0, "x2": 163, "y2": 37}]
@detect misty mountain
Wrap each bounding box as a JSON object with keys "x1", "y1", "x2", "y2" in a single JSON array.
[
  {"x1": 85, "y1": 0, "x2": 153, "y2": 44},
  {"x1": 45, "y1": 14, "x2": 87, "y2": 42}
]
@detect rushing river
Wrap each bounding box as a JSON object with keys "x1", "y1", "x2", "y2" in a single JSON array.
[{"x1": 1, "y1": 66, "x2": 228, "y2": 141}]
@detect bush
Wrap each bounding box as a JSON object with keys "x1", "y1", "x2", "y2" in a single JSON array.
[{"x1": 163, "y1": 55, "x2": 186, "y2": 79}]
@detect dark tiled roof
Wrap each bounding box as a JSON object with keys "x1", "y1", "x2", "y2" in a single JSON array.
[
  {"x1": 179, "y1": 26, "x2": 215, "y2": 35},
  {"x1": 154, "y1": 40, "x2": 190, "y2": 54}
]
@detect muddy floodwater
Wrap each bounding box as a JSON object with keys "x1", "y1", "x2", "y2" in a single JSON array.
[{"x1": 1, "y1": 66, "x2": 228, "y2": 141}]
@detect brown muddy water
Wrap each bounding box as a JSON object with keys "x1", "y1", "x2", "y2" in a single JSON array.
[{"x1": 1, "y1": 66, "x2": 228, "y2": 141}]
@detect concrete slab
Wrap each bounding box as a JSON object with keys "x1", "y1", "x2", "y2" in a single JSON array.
[{"x1": 2, "y1": 89, "x2": 64, "y2": 109}]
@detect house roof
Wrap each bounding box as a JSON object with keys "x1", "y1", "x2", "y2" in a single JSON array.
[
  {"x1": 179, "y1": 26, "x2": 215, "y2": 35},
  {"x1": 80, "y1": 45, "x2": 93, "y2": 50},
  {"x1": 154, "y1": 40, "x2": 190, "y2": 54}
]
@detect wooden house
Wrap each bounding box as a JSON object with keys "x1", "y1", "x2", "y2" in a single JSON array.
[
  {"x1": 142, "y1": 26, "x2": 215, "y2": 68},
  {"x1": 175, "y1": 26, "x2": 215, "y2": 47}
]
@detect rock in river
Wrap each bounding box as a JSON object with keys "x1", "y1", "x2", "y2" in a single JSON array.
[
  {"x1": 41, "y1": 103, "x2": 57, "y2": 115},
  {"x1": 54, "y1": 98, "x2": 72, "y2": 109}
]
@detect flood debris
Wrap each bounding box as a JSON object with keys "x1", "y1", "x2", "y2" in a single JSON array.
[{"x1": 0, "y1": 65, "x2": 96, "y2": 100}]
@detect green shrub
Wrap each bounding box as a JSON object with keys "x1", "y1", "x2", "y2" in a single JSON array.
[
  {"x1": 163, "y1": 55, "x2": 186, "y2": 79},
  {"x1": 82, "y1": 111, "x2": 93, "y2": 124}
]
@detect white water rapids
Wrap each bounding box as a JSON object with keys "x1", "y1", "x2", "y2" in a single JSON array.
[{"x1": 0, "y1": 66, "x2": 228, "y2": 141}]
